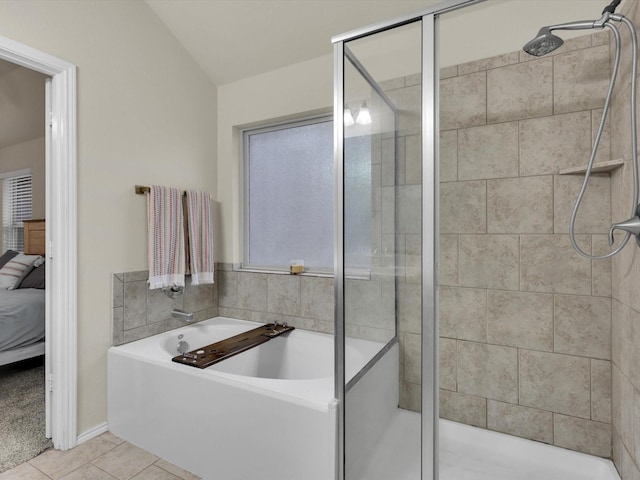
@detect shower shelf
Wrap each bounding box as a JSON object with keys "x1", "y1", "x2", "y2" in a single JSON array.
[{"x1": 558, "y1": 158, "x2": 624, "y2": 175}]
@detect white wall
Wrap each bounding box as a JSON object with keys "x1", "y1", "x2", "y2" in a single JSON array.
[
  {"x1": 217, "y1": 0, "x2": 611, "y2": 264},
  {"x1": 0, "y1": 0, "x2": 217, "y2": 433},
  {"x1": 217, "y1": 55, "x2": 333, "y2": 262}
]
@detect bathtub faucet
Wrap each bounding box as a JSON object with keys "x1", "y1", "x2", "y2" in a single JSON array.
[{"x1": 172, "y1": 309, "x2": 194, "y2": 322}]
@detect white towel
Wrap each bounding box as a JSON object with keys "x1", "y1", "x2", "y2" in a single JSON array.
[
  {"x1": 184, "y1": 190, "x2": 214, "y2": 285},
  {"x1": 146, "y1": 185, "x2": 186, "y2": 289}
]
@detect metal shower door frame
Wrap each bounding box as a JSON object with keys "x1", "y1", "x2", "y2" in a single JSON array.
[{"x1": 332, "y1": 1, "x2": 486, "y2": 479}]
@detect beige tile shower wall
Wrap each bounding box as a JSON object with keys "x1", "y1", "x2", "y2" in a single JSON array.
[
  {"x1": 113, "y1": 264, "x2": 338, "y2": 345},
  {"x1": 112, "y1": 271, "x2": 218, "y2": 345},
  {"x1": 610, "y1": 1, "x2": 640, "y2": 478},
  {"x1": 433, "y1": 32, "x2": 614, "y2": 458},
  {"x1": 377, "y1": 75, "x2": 424, "y2": 413},
  {"x1": 216, "y1": 263, "x2": 335, "y2": 334}
]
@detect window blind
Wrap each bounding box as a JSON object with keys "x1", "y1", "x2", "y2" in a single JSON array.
[{"x1": 3, "y1": 173, "x2": 32, "y2": 252}]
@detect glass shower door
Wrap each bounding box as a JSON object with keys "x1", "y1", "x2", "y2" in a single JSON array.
[{"x1": 336, "y1": 19, "x2": 425, "y2": 480}]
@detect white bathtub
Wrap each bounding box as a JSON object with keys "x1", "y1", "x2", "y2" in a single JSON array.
[{"x1": 108, "y1": 316, "x2": 395, "y2": 480}]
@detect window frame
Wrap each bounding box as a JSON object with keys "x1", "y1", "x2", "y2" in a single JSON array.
[
  {"x1": 240, "y1": 113, "x2": 334, "y2": 275},
  {"x1": 1, "y1": 168, "x2": 33, "y2": 252}
]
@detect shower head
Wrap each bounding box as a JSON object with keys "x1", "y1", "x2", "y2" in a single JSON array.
[
  {"x1": 523, "y1": 27, "x2": 564, "y2": 56},
  {"x1": 522, "y1": 17, "x2": 605, "y2": 57}
]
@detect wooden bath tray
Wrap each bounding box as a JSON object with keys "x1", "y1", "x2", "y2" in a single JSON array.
[{"x1": 172, "y1": 323, "x2": 294, "y2": 369}]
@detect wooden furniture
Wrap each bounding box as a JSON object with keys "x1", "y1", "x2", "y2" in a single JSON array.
[
  {"x1": 172, "y1": 323, "x2": 295, "y2": 369},
  {"x1": 23, "y1": 219, "x2": 45, "y2": 256}
]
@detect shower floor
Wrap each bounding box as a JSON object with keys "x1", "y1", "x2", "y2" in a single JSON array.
[{"x1": 354, "y1": 409, "x2": 620, "y2": 480}]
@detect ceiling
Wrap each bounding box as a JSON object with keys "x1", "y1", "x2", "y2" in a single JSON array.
[{"x1": 145, "y1": 0, "x2": 435, "y2": 85}]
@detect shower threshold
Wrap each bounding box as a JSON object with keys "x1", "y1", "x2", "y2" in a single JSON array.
[{"x1": 353, "y1": 410, "x2": 620, "y2": 480}]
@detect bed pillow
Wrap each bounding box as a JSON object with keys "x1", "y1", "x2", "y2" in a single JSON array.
[
  {"x1": 0, "y1": 249, "x2": 19, "y2": 270},
  {"x1": 18, "y1": 263, "x2": 45, "y2": 289},
  {"x1": 0, "y1": 253, "x2": 41, "y2": 290}
]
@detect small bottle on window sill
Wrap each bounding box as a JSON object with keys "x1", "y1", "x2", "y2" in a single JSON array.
[{"x1": 289, "y1": 260, "x2": 304, "y2": 274}]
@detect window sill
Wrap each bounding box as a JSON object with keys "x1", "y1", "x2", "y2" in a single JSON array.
[
  {"x1": 232, "y1": 264, "x2": 372, "y2": 281},
  {"x1": 233, "y1": 264, "x2": 334, "y2": 278}
]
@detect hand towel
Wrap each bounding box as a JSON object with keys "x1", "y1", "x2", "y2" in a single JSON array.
[
  {"x1": 147, "y1": 185, "x2": 186, "y2": 289},
  {"x1": 184, "y1": 190, "x2": 214, "y2": 285}
]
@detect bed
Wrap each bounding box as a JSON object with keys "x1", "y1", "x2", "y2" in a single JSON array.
[{"x1": 0, "y1": 219, "x2": 46, "y2": 367}]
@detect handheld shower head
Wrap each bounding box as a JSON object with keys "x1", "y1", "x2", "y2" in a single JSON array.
[{"x1": 523, "y1": 28, "x2": 564, "y2": 56}]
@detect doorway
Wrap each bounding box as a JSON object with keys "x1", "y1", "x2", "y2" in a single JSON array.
[
  {"x1": 0, "y1": 34, "x2": 78, "y2": 453},
  {"x1": 0, "y1": 58, "x2": 50, "y2": 472}
]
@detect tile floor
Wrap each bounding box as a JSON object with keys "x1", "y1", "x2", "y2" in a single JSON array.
[{"x1": 0, "y1": 431, "x2": 201, "y2": 480}]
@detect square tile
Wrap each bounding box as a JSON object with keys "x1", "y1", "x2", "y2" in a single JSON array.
[
  {"x1": 458, "y1": 122, "x2": 519, "y2": 180},
  {"x1": 487, "y1": 58, "x2": 553, "y2": 123},
  {"x1": 520, "y1": 235, "x2": 592, "y2": 295},
  {"x1": 439, "y1": 130, "x2": 457, "y2": 183},
  {"x1": 216, "y1": 270, "x2": 236, "y2": 308},
  {"x1": 439, "y1": 235, "x2": 458, "y2": 286},
  {"x1": 237, "y1": 272, "x2": 267, "y2": 311},
  {"x1": 592, "y1": 359, "x2": 612, "y2": 424},
  {"x1": 554, "y1": 295, "x2": 611, "y2": 359},
  {"x1": 459, "y1": 235, "x2": 519, "y2": 290},
  {"x1": 519, "y1": 111, "x2": 592, "y2": 176},
  {"x1": 554, "y1": 174, "x2": 610, "y2": 234},
  {"x1": 440, "y1": 72, "x2": 486, "y2": 130},
  {"x1": 439, "y1": 389, "x2": 486, "y2": 428},
  {"x1": 402, "y1": 332, "x2": 421, "y2": 384},
  {"x1": 59, "y1": 464, "x2": 117, "y2": 480},
  {"x1": 266, "y1": 274, "x2": 300, "y2": 316},
  {"x1": 300, "y1": 276, "x2": 333, "y2": 322},
  {"x1": 91, "y1": 442, "x2": 158, "y2": 480},
  {"x1": 519, "y1": 350, "x2": 591, "y2": 418},
  {"x1": 487, "y1": 400, "x2": 553, "y2": 444},
  {"x1": 29, "y1": 437, "x2": 116, "y2": 480},
  {"x1": 440, "y1": 180, "x2": 486, "y2": 234},
  {"x1": 457, "y1": 341, "x2": 518, "y2": 403},
  {"x1": 398, "y1": 283, "x2": 421, "y2": 335},
  {"x1": 130, "y1": 465, "x2": 182, "y2": 480},
  {"x1": 123, "y1": 281, "x2": 148, "y2": 330},
  {"x1": 554, "y1": 414, "x2": 611, "y2": 457},
  {"x1": 554, "y1": 45, "x2": 610, "y2": 114},
  {"x1": 487, "y1": 176, "x2": 553, "y2": 233},
  {"x1": 487, "y1": 290, "x2": 553, "y2": 351},
  {"x1": 440, "y1": 338, "x2": 457, "y2": 391},
  {"x1": 0, "y1": 462, "x2": 51, "y2": 480},
  {"x1": 439, "y1": 286, "x2": 486, "y2": 342},
  {"x1": 153, "y1": 459, "x2": 200, "y2": 480}
]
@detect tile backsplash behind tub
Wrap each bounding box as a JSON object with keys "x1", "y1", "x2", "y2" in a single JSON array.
[{"x1": 112, "y1": 264, "x2": 335, "y2": 345}]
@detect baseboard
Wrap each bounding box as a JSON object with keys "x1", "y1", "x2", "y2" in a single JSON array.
[{"x1": 76, "y1": 422, "x2": 108, "y2": 445}]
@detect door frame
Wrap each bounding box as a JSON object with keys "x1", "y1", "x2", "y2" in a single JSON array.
[{"x1": 0, "y1": 35, "x2": 77, "y2": 451}]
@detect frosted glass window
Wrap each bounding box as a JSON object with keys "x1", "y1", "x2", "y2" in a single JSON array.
[{"x1": 245, "y1": 118, "x2": 334, "y2": 270}]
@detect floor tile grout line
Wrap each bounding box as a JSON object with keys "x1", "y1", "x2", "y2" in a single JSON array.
[
  {"x1": 27, "y1": 460, "x2": 56, "y2": 480},
  {"x1": 91, "y1": 462, "x2": 120, "y2": 480}
]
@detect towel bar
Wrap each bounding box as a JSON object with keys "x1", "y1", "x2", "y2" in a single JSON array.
[{"x1": 135, "y1": 185, "x2": 188, "y2": 196}]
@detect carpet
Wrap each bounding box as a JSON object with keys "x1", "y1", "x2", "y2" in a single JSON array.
[{"x1": 0, "y1": 356, "x2": 53, "y2": 473}]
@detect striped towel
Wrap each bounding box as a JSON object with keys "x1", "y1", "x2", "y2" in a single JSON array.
[
  {"x1": 146, "y1": 186, "x2": 186, "y2": 289},
  {"x1": 184, "y1": 190, "x2": 214, "y2": 285}
]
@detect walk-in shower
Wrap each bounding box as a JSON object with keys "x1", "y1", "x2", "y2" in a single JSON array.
[
  {"x1": 334, "y1": 0, "x2": 634, "y2": 479},
  {"x1": 524, "y1": 0, "x2": 639, "y2": 258}
]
